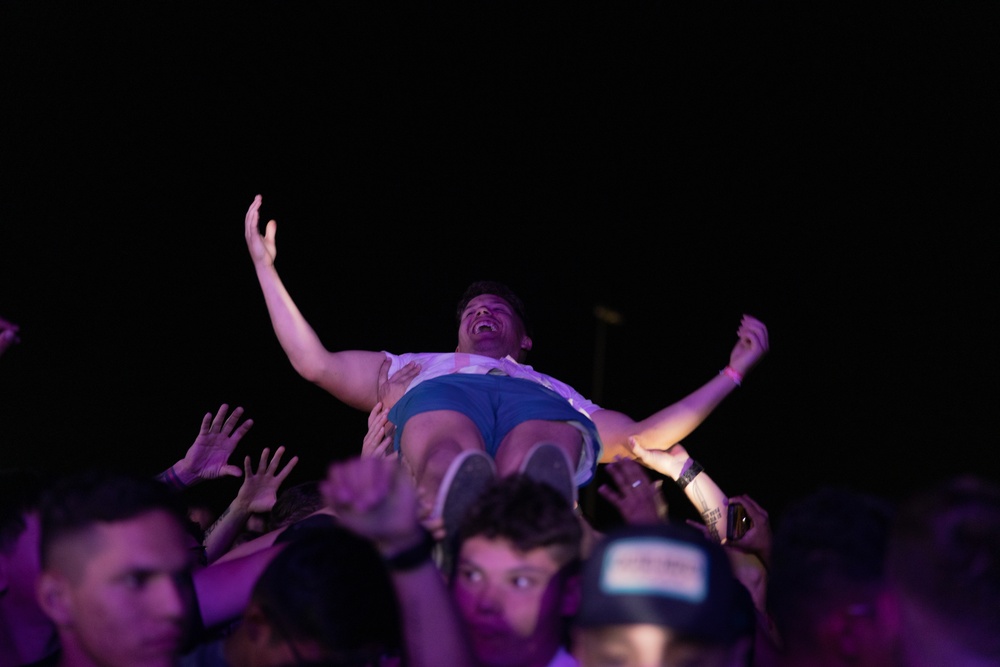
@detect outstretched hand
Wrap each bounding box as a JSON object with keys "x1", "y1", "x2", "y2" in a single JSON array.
[
  {"x1": 727, "y1": 314, "x2": 769, "y2": 377},
  {"x1": 235, "y1": 446, "x2": 299, "y2": 515},
  {"x1": 172, "y1": 404, "x2": 253, "y2": 486},
  {"x1": 245, "y1": 194, "x2": 277, "y2": 268}
]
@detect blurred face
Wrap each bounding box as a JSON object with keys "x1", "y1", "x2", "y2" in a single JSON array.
[
  {"x1": 573, "y1": 624, "x2": 746, "y2": 667},
  {"x1": 452, "y1": 536, "x2": 574, "y2": 667},
  {"x1": 38, "y1": 510, "x2": 193, "y2": 667},
  {"x1": 457, "y1": 294, "x2": 532, "y2": 362}
]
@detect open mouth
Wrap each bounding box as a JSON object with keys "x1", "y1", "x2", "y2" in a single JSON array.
[{"x1": 474, "y1": 319, "x2": 499, "y2": 333}]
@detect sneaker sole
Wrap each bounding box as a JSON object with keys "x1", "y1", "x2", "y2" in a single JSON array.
[{"x1": 519, "y1": 442, "x2": 578, "y2": 508}]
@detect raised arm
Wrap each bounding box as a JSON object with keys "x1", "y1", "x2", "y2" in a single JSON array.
[
  {"x1": 593, "y1": 314, "x2": 769, "y2": 461},
  {"x1": 322, "y1": 455, "x2": 476, "y2": 667},
  {"x1": 154, "y1": 403, "x2": 251, "y2": 491},
  {"x1": 244, "y1": 194, "x2": 385, "y2": 410},
  {"x1": 202, "y1": 446, "x2": 299, "y2": 563}
]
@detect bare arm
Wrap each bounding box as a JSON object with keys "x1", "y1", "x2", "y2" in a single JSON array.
[
  {"x1": 593, "y1": 314, "x2": 769, "y2": 461},
  {"x1": 244, "y1": 194, "x2": 386, "y2": 410},
  {"x1": 323, "y1": 455, "x2": 476, "y2": 667},
  {"x1": 203, "y1": 446, "x2": 299, "y2": 563}
]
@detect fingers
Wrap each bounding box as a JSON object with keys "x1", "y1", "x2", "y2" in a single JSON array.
[
  {"x1": 275, "y1": 454, "x2": 299, "y2": 481},
  {"x1": 220, "y1": 463, "x2": 243, "y2": 479},
  {"x1": 265, "y1": 446, "x2": 287, "y2": 474},
  {"x1": 221, "y1": 405, "x2": 246, "y2": 434}
]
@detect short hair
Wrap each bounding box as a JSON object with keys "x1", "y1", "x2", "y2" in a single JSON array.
[
  {"x1": 252, "y1": 523, "x2": 403, "y2": 664},
  {"x1": 266, "y1": 480, "x2": 326, "y2": 533},
  {"x1": 886, "y1": 474, "x2": 1000, "y2": 658},
  {"x1": 38, "y1": 467, "x2": 190, "y2": 570},
  {"x1": 455, "y1": 473, "x2": 582, "y2": 568},
  {"x1": 766, "y1": 486, "x2": 895, "y2": 644},
  {"x1": 456, "y1": 280, "x2": 533, "y2": 339}
]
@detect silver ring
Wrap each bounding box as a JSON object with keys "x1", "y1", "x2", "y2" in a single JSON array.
[{"x1": 631, "y1": 480, "x2": 642, "y2": 488}]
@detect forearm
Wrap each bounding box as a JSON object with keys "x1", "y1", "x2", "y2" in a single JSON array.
[
  {"x1": 377, "y1": 531, "x2": 476, "y2": 667},
  {"x1": 636, "y1": 373, "x2": 739, "y2": 451},
  {"x1": 202, "y1": 502, "x2": 253, "y2": 563},
  {"x1": 194, "y1": 543, "x2": 286, "y2": 629},
  {"x1": 675, "y1": 459, "x2": 730, "y2": 544},
  {"x1": 255, "y1": 263, "x2": 331, "y2": 383},
  {"x1": 595, "y1": 372, "x2": 738, "y2": 463}
]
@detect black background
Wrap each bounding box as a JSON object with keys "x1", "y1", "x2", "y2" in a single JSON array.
[{"x1": 2, "y1": 3, "x2": 997, "y2": 529}]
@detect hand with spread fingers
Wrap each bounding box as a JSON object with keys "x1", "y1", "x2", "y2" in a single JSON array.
[
  {"x1": 156, "y1": 404, "x2": 253, "y2": 490},
  {"x1": 598, "y1": 455, "x2": 668, "y2": 525}
]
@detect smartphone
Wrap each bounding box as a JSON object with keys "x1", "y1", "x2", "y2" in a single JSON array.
[{"x1": 727, "y1": 503, "x2": 752, "y2": 541}]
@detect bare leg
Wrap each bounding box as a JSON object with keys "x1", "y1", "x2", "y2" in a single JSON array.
[
  {"x1": 494, "y1": 420, "x2": 584, "y2": 478},
  {"x1": 399, "y1": 409, "x2": 487, "y2": 518}
]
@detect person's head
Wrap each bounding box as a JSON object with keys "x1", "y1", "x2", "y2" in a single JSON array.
[
  {"x1": 885, "y1": 474, "x2": 1000, "y2": 667},
  {"x1": 451, "y1": 473, "x2": 582, "y2": 667},
  {"x1": 36, "y1": 467, "x2": 196, "y2": 667},
  {"x1": 572, "y1": 522, "x2": 755, "y2": 667},
  {"x1": 224, "y1": 522, "x2": 403, "y2": 667},
  {"x1": 266, "y1": 480, "x2": 327, "y2": 533},
  {"x1": 456, "y1": 280, "x2": 533, "y2": 363},
  {"x1": 766, "y1": 485, "x2": 899, "y2": 667}
]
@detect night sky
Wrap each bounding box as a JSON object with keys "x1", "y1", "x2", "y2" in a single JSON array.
[{"x1": 2, "y1": 3, "x2": 997, "y2": 528}]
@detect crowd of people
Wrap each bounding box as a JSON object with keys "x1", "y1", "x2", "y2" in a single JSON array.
[{"x1": 2, "y1": 196, "x2": 998, "y2": 667}]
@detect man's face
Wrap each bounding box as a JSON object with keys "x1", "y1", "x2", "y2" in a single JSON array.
[
  {"x1": 573, "y1": 624, "x2": 744, "y2": 667},
  {"x1": 456, "y1": 294, "x2": 532, "y2": 362},
  {"x1": 39, "y1": 510, "x2": 193, "y2": 667},
  {"x1": 452, "y1": 535, "x2": 574, "y2": 667}
]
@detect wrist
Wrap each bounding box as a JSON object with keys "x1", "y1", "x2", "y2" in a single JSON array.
[
  {"x1": 676, "y1": 459, "x2": 705, "y2": 490},
  {"x1": 380, "y1": 528, "x2": 436, "y2": 571},
  {"x1": 157, "y1": 464, "x2": 191, "y2": 492},
  {"x1": 663, "y1": 446, "x2": 691, "y2": 480},
  {"x1": 719, "y1": 365, "x2": 744, "y2": 386}
]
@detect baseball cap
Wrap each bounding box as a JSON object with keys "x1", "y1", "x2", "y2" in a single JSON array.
[{"x1": 576, "y1": 522, "x2": 754, "y2": 645}]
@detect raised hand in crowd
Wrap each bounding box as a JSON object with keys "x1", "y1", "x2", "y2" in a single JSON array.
[
  {"x1": 322, "y1": 454, "x2": 476, "y2": 667},
  {"x1": 203, "y1": 446, "x2": 299, "y2": 563},
  {"x1": 156, "y1": 404, "x2": 253, "y2": 490},
  {"x1": 598, "y1": 454, "x2": 668, "y2": 526},
  {"x1": 626, "y1": 437, "x2": 732, "y2": 543}
]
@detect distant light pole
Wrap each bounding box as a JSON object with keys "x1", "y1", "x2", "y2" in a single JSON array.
[{"x1": 584, "y1": 304, "x2": 623, "y2": 516}]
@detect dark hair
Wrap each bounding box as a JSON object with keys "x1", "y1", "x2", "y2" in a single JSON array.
[
  {"x1": 766, "y1": 486, "x2": 895, "y2": 644},
  {"x1": 267, "y1": 480, "x2": 326, "y2": 533},
  {"x1": 886, "y1": 474, "x2": 1000, "y2": 656},
  {"x1": 456, "y1": 280, "x2": 533, "y2": 338},
  {"x1": 253, "y1": 523, "x2": 403, "y2": 664},
  {"x1": 456, "y1": 473, "x2": 582, "y2": 567},
  {"x1": 38, "y1": 467, "x2": 190, "y2": 569}
]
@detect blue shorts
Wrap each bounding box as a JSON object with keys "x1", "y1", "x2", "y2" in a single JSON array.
[{"x1": 387, "y1": 374, "x2": 602, "y2": 487}]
